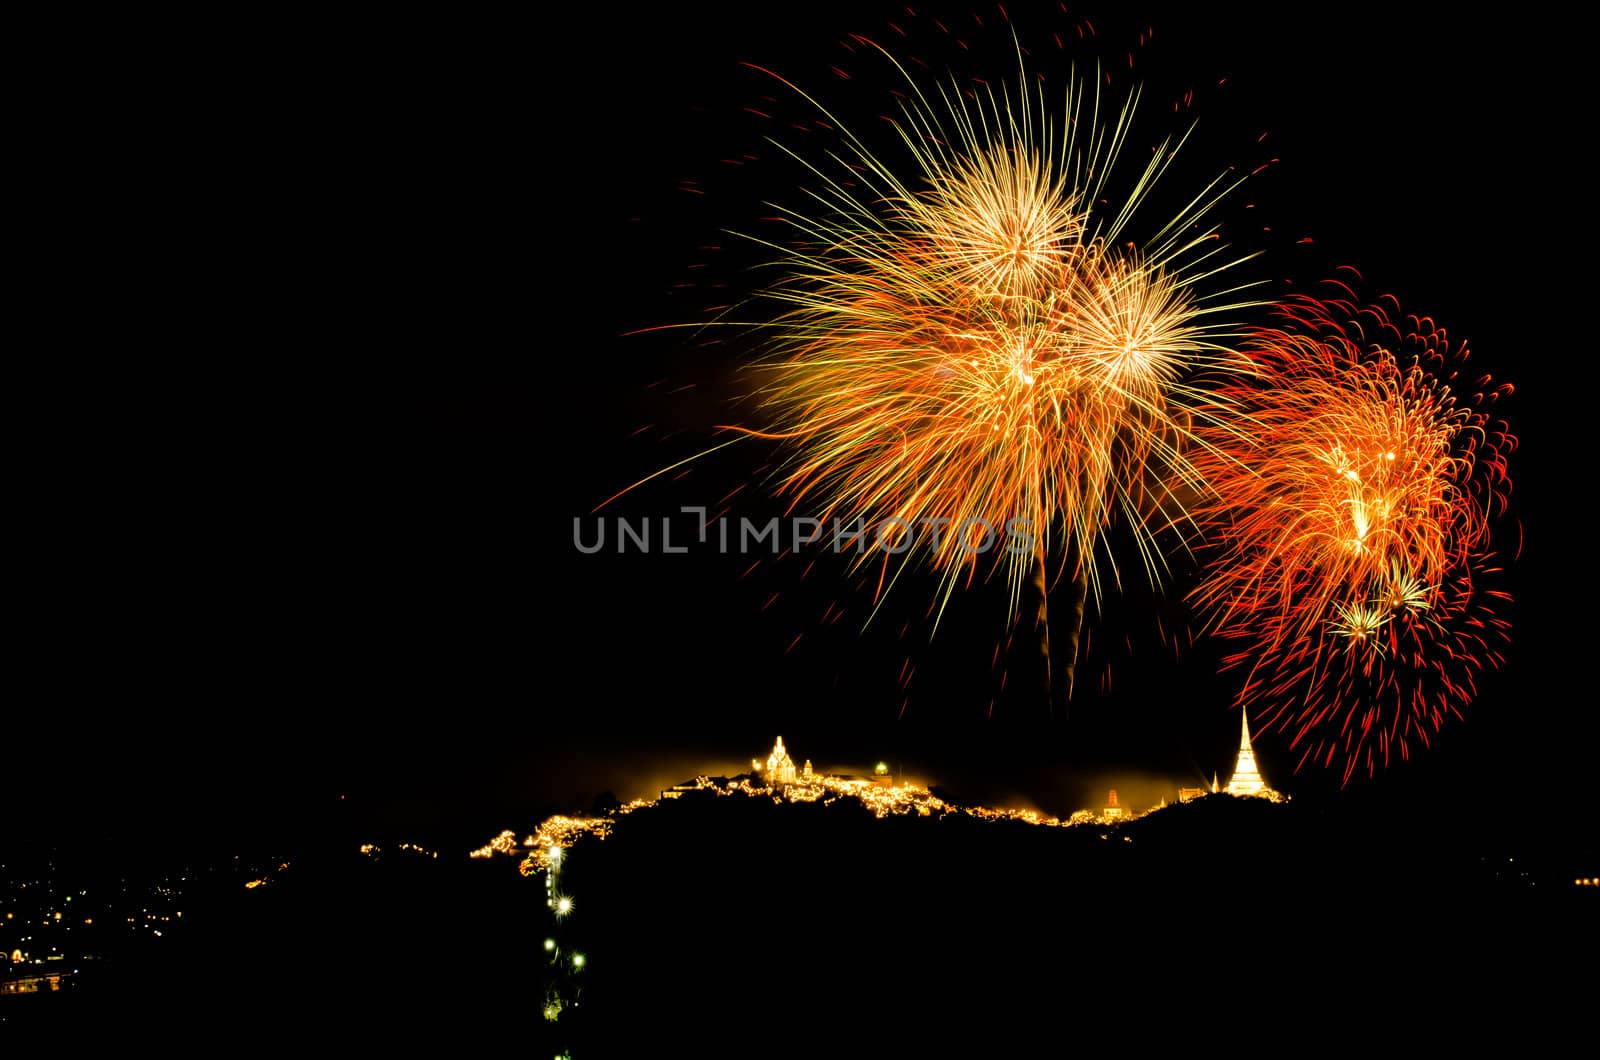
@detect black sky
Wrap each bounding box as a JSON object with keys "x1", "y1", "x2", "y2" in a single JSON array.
[{"x1": 15, "y1": 6, "x2": 1594, "y2": 853}]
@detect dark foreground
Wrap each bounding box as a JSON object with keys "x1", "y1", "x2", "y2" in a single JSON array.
[{"x1": 4, "y1": 793, "x2": 1594, "y2": 1050}]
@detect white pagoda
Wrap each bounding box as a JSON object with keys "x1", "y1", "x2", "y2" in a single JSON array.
[{"x1": 1225, "y1": 712, "x2": 1279, "y2": 799}]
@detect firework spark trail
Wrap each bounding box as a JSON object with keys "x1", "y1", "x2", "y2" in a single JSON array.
[
  {"x1": 738, "y1": 36, "x2": 1260, "y2": 647},
  {"x1": 1190, "y1": 288, "x2": 1515, "y2": 782}
]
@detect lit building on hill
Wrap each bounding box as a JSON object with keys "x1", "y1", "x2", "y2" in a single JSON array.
[
  {"x1": 765, "y1": 736, "x2": 798, "y2": 785},
  {"x1": 1224, "y1": 713, "x2": 1281, "y2": 800}
]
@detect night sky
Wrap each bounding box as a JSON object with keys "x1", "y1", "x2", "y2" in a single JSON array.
[{"x1": 16, "y1": 6, "x2": 1592, "y2": 859}]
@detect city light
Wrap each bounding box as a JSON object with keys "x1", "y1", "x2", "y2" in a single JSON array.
[{"x1": 469, "y1": 830, "x2": 520, "y2": 859}]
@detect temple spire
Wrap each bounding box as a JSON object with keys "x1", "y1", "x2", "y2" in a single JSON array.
[{"x1": 1225, "y1": 712, "x2": 1275, "y2": 798}]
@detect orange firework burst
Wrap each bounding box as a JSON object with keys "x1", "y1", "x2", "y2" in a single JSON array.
[
  {"x1": 742, "y1": 43, "x2": 1257, "y2": 631},
  {"x1": 1191, "y1": 288, "x2": 1515, "y2": 782}
]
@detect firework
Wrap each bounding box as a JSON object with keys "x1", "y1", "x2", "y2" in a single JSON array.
[
  {"x1": 740, "y1": 39, "x2": 1257, "y2": 651},
  {"x1": 1191, "y1": 290, "x2": 1515, "y2": 781}
]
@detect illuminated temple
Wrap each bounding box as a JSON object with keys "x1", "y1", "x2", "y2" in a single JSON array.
[
  {"x1": 500, "y1": 732, "x2": 1297, "y2": 882},
  {"x1": 765, "y1": 736, "x2": 798, "y2": 785},
  {"x1": 1225, "y1": 712, "x2": 1279, "y2": 799}
]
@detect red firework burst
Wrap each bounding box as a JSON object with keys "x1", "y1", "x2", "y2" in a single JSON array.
[{"x1": 1190, "y1": 286, "x2": 1516, "y2": 782}]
